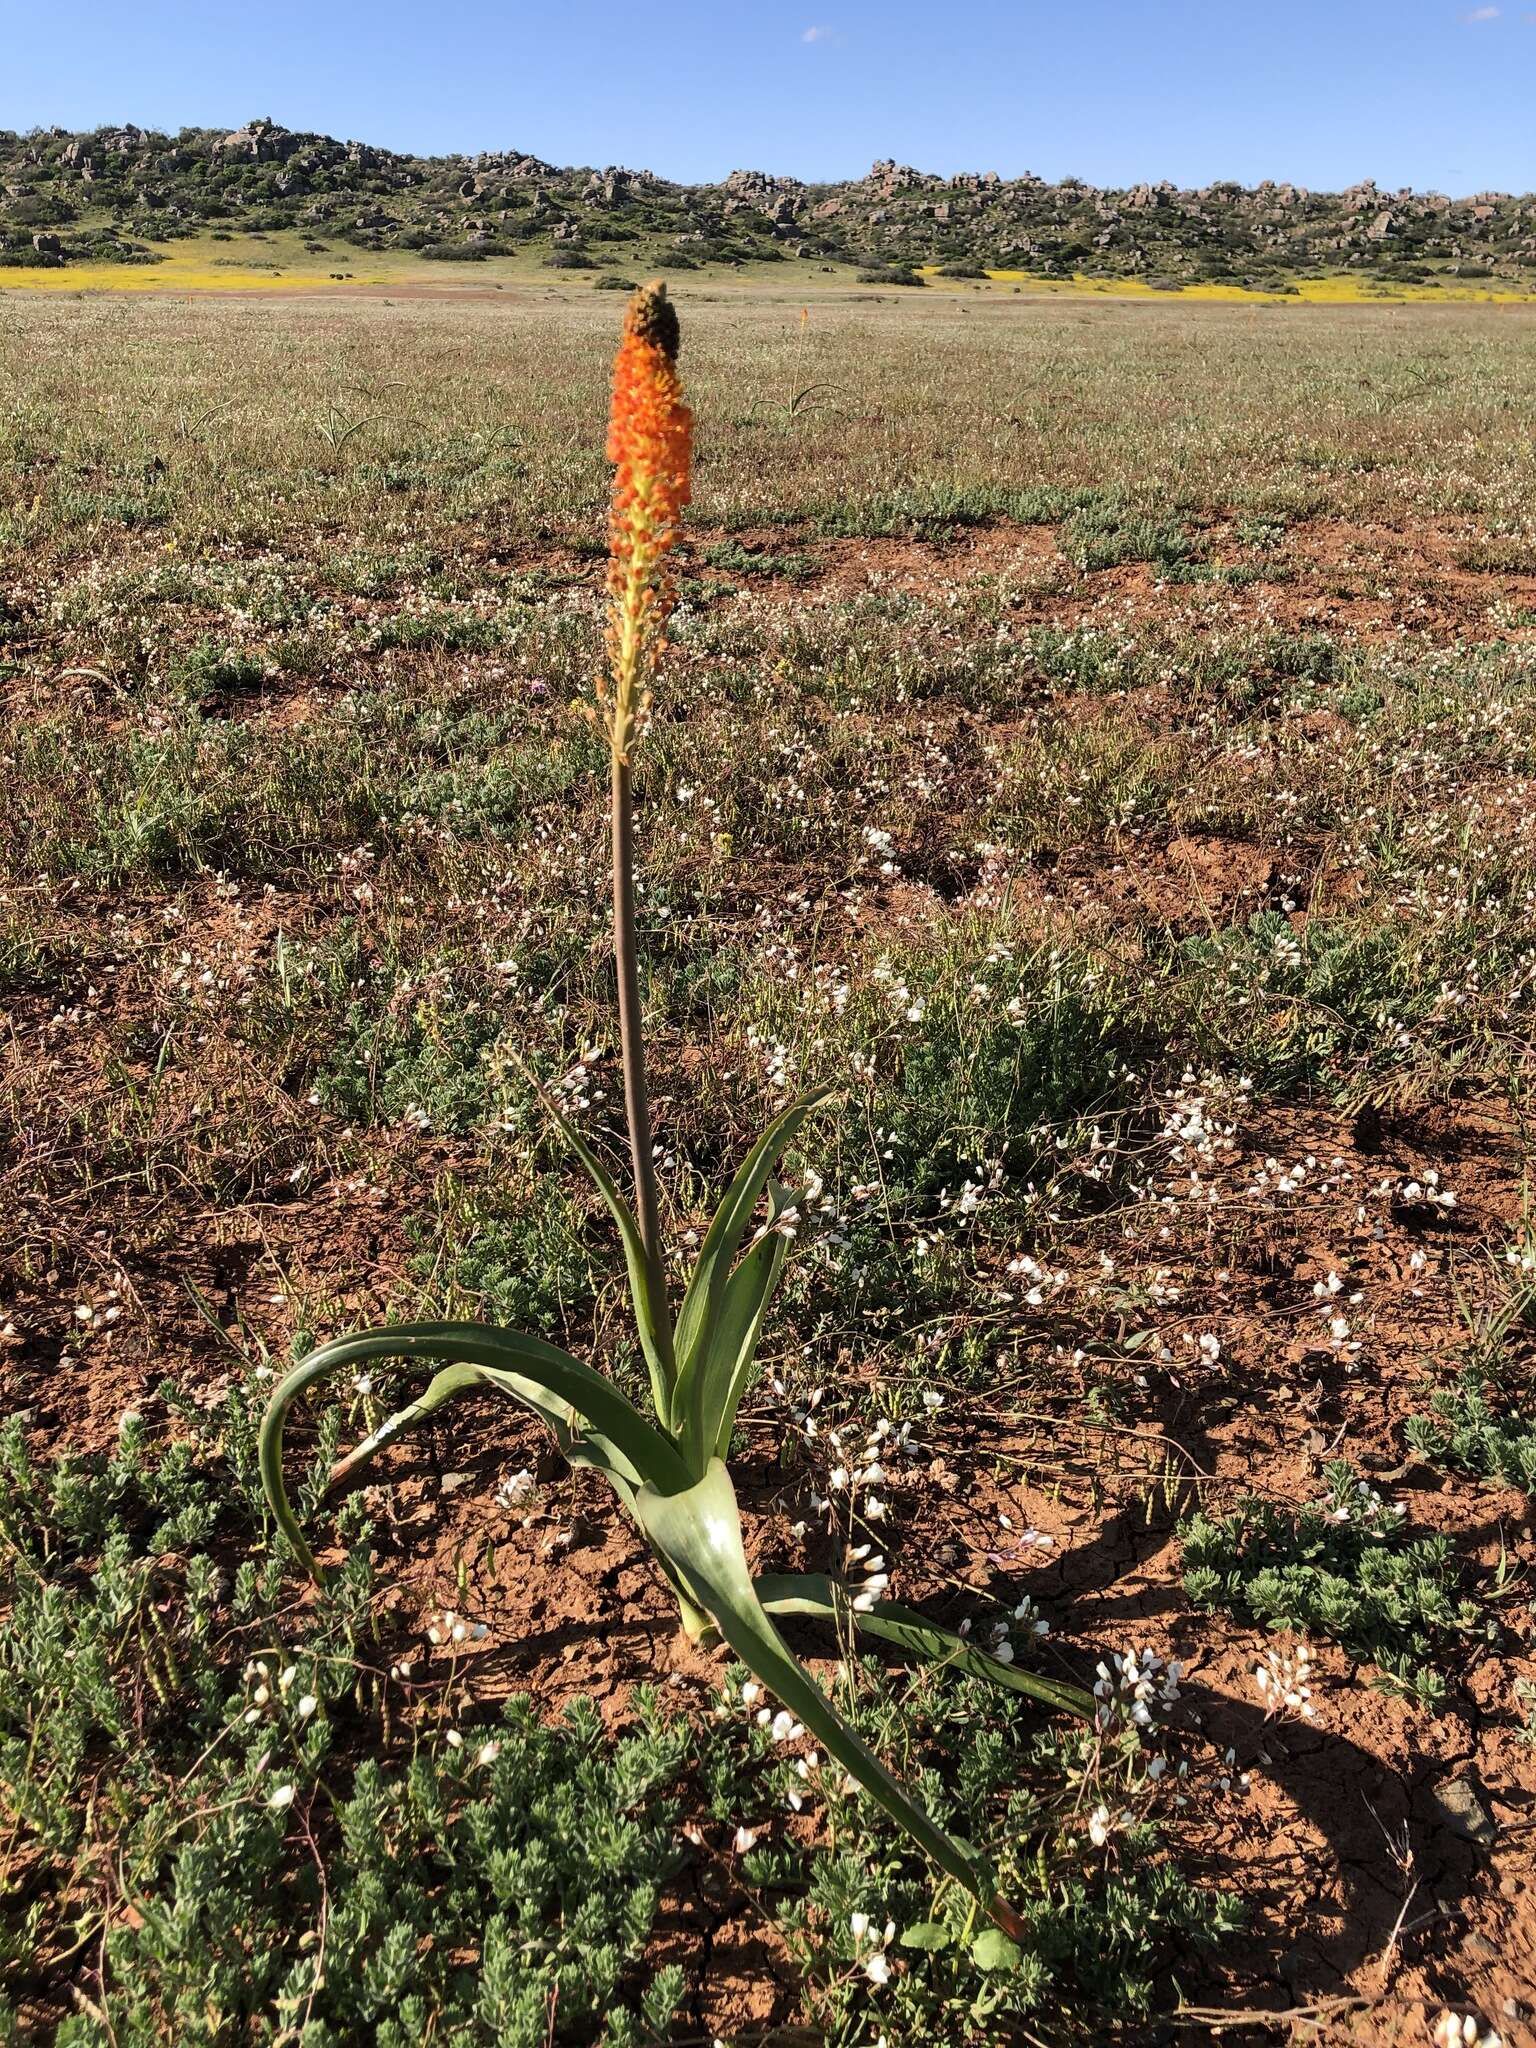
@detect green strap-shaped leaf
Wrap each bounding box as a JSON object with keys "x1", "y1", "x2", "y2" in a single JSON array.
[
  {"x1": 259, "y1": 1322, "x2": 688, "y2": 1577},
  {"x1": 531, "y1": 1080, "x2": 677, "y2": 1418},
  {"x1": 755, "y1": 1573, "x2": 1095, "y2": 1721},
  {"x1": 633, "y1": 1460, "x2": 1003, "y2": 1914},
  {"x1": 672, "y1": 1090, "x2": 831, "y2": 1455},
  {"x1": 699, "y1": 1191, "x2": 792, "y2": 1466},
  {"x1": 328, "y1": 1361, "x2": 644, "y2": 1500}
]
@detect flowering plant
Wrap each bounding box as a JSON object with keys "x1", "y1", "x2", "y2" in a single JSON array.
[{"x1": 259, "y1": 283, "x2": 1089, "y2": 1936}]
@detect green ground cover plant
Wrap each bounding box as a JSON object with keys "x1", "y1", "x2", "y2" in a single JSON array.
[
  {"x1": 1404, "y1": 1374, "x2": 1536, "y2": 1493},
  {"x1": 1180, "y1": 1461, "x2": 1493, "y2": 1708}
]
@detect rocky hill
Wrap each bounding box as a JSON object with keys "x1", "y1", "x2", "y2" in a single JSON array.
[{"x1": 4, "y1": 116, "x2": 1535, "y2": 287}]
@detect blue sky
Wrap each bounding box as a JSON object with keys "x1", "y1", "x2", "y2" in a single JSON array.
[{"x1": 5, "y1": 1, "x2": 1534, "y2": 194}]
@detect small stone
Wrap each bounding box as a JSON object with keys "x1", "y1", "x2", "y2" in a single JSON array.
[
  {"x1": 1429, "y1": 1776, "x2": 1497, "y2": 1848},
  {"x1": 1387, "y1": 1456, "x2": 1443, "y2": 1491}
]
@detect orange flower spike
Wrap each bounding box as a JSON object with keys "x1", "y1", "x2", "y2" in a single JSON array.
[{"x1": 603, "y1": 280, "x2": 692, "y2": 760}]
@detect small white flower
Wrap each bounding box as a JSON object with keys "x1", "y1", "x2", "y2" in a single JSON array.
[
  {"x1": 445, "y1": 1729, "x2": 463, "y2": 1750},
  {"x1": 1011, "y1": 1595, "x2": 1050, "y2": 1636},
  {"x1": 1433, "y1": 2014, "x2": 1501, "y2": 2048},
  {"x1": 1088, "y1": 1803, "x2": 1112, "y2": 1847},
  {"x1": 296, "y1": 1693, "x2": 317, "y2": 1720},
  {"x1": 268, "y1": 1784, "x2": 295, "y2": 1811},
  {"x1": 864, "y1": 1952, "x2": 892, "y2": 1986},
  {"x1": 476, "y1": 1740, "x2": 501, "y2": 1767},
  {"x1": 732, "y1": 1824, "x2": 760, "y2": 1852},
  {"x1": 496, "y1": 1467, "x2": 537, "y2": 1510}
]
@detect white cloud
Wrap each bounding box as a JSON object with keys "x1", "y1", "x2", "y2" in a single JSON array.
[
  {"x1": 802, "y1": 24, "x2": 836, "y2": 41},
  {"x1": 1462, "y1": 5, "x2": 1500, "y2": 17}
]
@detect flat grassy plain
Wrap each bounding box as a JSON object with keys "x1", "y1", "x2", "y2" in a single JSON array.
[
  {"x1": 6, "y1": 228, "x2": 1536, "y2": 301},
  {"x1": 2, "y1": 284, "x2": 1536, "y2": 2045}
]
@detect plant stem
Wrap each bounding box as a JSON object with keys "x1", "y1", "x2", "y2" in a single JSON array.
[{"x1": 611, "y1": 749, "x2": 673, "y2": 1353}]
